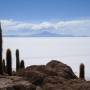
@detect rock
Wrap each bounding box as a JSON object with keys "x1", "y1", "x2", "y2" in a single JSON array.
[
  {"x1": 25, "y1": 60, "x2": 77, "y2": 82},
  {"x1": 25, "y1": 70, "x2": 46, "y2": 86},
  {"x1": 46, "y1": 60, "x2": 77, "y2": 79},
  {"x1": 1, "y1": 60, "x2": 90, "y2": 90},
  {"x1": 0, "y1": 76, "x2": 36, "y2": 90},
  {"x1": 24, "y1": 60, "x2": 90, "y2": 90},
  {"x1": 36, "y1": 86, "x2": 43, "y2": 90}
]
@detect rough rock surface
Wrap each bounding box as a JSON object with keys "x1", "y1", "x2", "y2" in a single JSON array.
[
  {"x1": 0, "y1": 76, "x2": 36, "y2": 90},
  {"x1": 24, "y1": 60, "x2": 90, "y2": 90},
  {"x1": 0, "y1": 60, "x2": 90, "y2": 90}
]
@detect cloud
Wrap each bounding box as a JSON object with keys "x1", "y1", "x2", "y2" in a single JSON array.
[{"x1": 1, "y1": 19, "x2": 90, "y2": 36}]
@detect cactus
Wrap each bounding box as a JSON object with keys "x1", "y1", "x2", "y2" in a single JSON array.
[
  {"x1": 0, "y1": 22, "x2": 3, "y2": 74},
  {"x1": 79, "y1": 63, "x2": 85, "y2": 80},
  {"x1": 2, "y1": 59, "x2": 6, "y2": 73},
  {"x1": 20, "y1": 60, "x2": 25, "y2": 69},
  {"x1": 6, "y1": 49, "x2": 12, "y2": 76},
  {"x1": 16, "y1": 49, "x2": 20, "y2": 72}
]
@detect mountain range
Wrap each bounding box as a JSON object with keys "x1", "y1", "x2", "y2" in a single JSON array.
[
  {"x1": 3, "y1": 29, "x2": 89, "y2": 37},
  {"x1": 3, "y1": 31, "x2": 74, "y2": 37}
]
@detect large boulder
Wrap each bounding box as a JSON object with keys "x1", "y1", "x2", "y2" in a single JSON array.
[
  {"x1": 24, "y1": 60, "x2": 77, "y2": 89},
  {"x1": 46, "y1": 60, "x2": 77, "y2": 79},
  {"x1": 24, "y1": 60, "x2": 90, "y2": 90}
]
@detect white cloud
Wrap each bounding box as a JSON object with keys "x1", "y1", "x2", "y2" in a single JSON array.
[{"x1": 0, "y1": 19, "x2": 90, "y2": 36}]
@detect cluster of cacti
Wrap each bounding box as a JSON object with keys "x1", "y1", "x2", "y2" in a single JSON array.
[
  {"x1": 79, "y1": 63, "x2": 85, "y2": 80},
  {"x1": 0, "y1": 22, "x2": 25, "y2": 76},
  {"x1": 2, "y1": 48, "x2": 25, "y2": 75},
  {"x1": 0, "y1": 22, "x2": 13, "y2": 75},
  {"x1": 16, "y1": 49, "x2": 25, "y2": 71}
]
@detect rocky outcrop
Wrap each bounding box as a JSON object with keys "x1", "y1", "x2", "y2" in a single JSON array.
[
  {"x1": 24, "y1": 60, "x2": 90, "y2": 90},
  {"x1": 25, "y1": 60, "x2": 77, "y2": 83},
  {"x1": 0, "y1": 60, "x2": 90, "y2": 90}
]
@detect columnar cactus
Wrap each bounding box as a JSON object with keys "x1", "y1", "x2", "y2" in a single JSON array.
[
  {"x1": 79, "y1": 63, "x2": 85, "y2": 80},
  {"x1": 20, "y1": 60, "x2": 25, "y2": 69},
  {"x1": 6, "y1": 49, "x2": 12, "y2": 76},
  {"x1": 0, "y1": 22, "x2": 3, "y2": 74},
  {"x1": 2, "y1": 59, "x2": 6, "y2": 73},
  {"x1": 16, "y1": 49, "x2": 20, "y2": 72}
]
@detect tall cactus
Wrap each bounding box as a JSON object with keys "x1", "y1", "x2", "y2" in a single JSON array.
[
  {"x1": 0, "y1": 22, "x2": 3, "y2": 74},
  {"x1": 20, "y1": 60, "x2": 25, "y2": 69},
  {"x1": 79, "y1": 63, "x2": 85, "y2": 80},
  {"x1": 2, "y1": 59, "x2": 6, "y2": 73},
  {"x1": 6, "y1": 49, "x2": 12, "y2": 76},
  {"x1": 16, "y1": 49, "x2": 20, "y2": 72}
]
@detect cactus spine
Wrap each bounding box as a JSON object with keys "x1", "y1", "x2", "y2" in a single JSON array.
[
  {"x1": 79, "y1": 63, "x2": 85, "y2": 80},
  {"x1": 20, "y1": 60, "x2": 25, "y2": 69},
  {"x1": 0, "y1": 22, "x2": 3, "y2": 74},
  {"x1": 6, "y1": 49, "x2": 12, "y2": 76},
  {"x1": 16, "y1": 49, "x2": 20, "y2": 72}
]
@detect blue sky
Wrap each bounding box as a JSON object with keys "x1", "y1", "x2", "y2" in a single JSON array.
[
  {"x1": 0, "y1": 0, "x2": 90, "y2": 36},
  {"x1": 0, "y1": 0, "x2": 90, "y2": 21}
]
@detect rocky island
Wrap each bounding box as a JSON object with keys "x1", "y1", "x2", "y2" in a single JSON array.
[{"x1": 0, "y1": 60, "x2": 90, "y2": 90}]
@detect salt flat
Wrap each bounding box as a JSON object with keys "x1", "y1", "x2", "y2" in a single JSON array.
[{"x1": 3, "y1": 37, "x2": 90, "y2": 80}]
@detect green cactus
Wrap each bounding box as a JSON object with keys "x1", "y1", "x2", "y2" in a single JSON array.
[
  {"x1": 16, "y1": 49, "x2": 20, "y2": 72},
  {"x1": 20, "y1": 60, "x2": 25, "y2": 69},
  {"x1": 0, "y1": 22, "x2": 3, "y2": 74},
  {"x1": 2, "y1": 59, "x2": 6, "y2": 73},
  {"x1": 6, "y1": 49, "x2": 12, "y2": 76},
  {"x1": 79, "y1": 63, "x2": 85, "y2": 80}
]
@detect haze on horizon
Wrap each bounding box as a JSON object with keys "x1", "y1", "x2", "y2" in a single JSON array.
[{"x1": 0, "y1": 0, "x2": 90, "y2": 37}]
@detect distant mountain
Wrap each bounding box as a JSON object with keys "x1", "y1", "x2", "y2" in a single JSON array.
[
  {"x1": 3, "y1": 31, "x2": 73, "y2": 37},
  {"x1": 30, "y1": 31, "x2": 72, "y2": 37}
]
